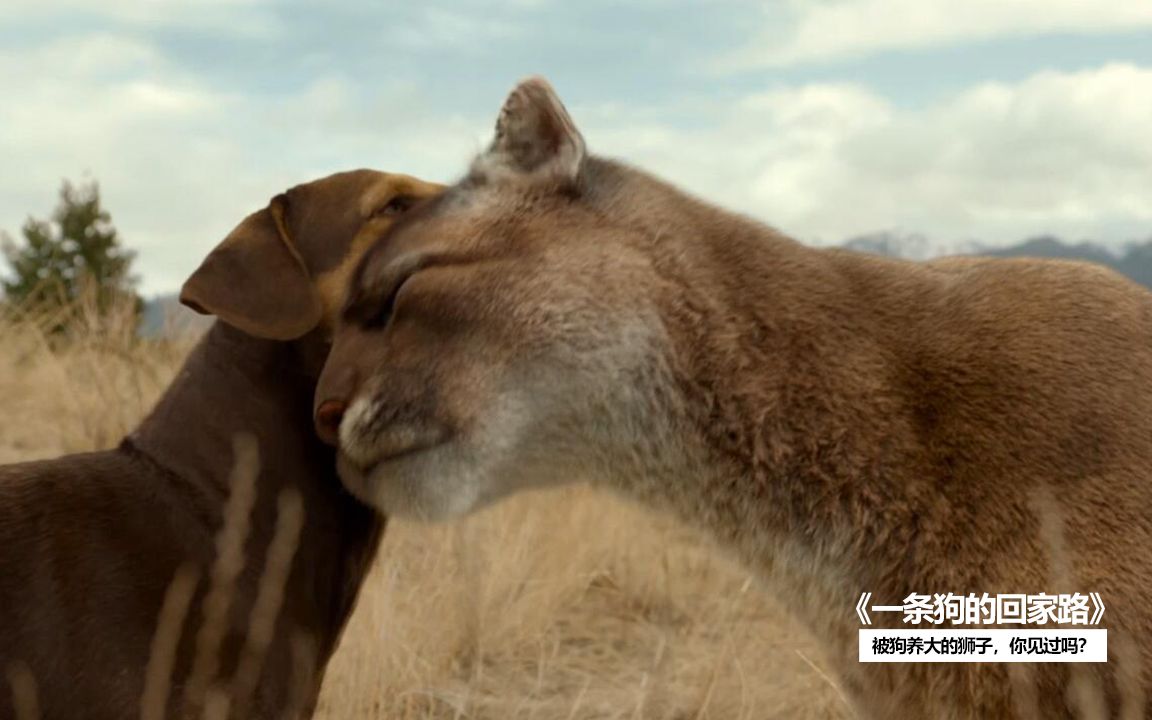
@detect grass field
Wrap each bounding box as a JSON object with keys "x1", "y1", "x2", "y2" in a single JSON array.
[{"x1": 0, "y1": 308, "x2": 846, "y2": 720}]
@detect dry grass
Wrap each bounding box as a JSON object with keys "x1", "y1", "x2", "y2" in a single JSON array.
[
  {"x1": 319, "y1": 493, "x2": 847, "y2": 720},
  {"x1": 0, "y1": 308, "x2": 845, "y2": 720}
]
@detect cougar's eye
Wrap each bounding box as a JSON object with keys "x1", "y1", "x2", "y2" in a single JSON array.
[
  {"x1": 372, "y1": 195, "x2": 415, "y2": 218},
  {"x1": 345, "y1": 253, "x2": 448, "y2": 329},
  {"x1": 371, "y1": 256, "x2": 432, "y2": 329},
  {"x1": 377, "y1": 271, "x2": 414, "y2": 327}
]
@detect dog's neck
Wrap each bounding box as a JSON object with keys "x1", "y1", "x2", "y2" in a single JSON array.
[
  {"x1": 131, "y1": 322, "x2": 325, "y2": 501},
  {"x1": 127, "y1": 320, "x2": 383, "y2": 686}
]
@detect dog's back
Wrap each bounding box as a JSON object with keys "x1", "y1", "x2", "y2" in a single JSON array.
[{"x1": 0, "y1": 450, "x2": 214, "y2": 718}]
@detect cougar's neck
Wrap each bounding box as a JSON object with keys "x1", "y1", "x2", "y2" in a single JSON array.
[{"x1": 601, "y1": 168, "x2": 935, "y2": 630}]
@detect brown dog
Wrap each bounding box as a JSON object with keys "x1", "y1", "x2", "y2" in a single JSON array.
[
  {"x1": 0, "y1": 169, "x2": 441, "y2": 720},
  {"x1": 316, "y1": 80, "x2": 1152, "y2": 718}
]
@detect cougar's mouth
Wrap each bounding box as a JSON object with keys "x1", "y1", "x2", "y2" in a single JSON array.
[
  {"x1": 342, "y1": 422, "x2": 452, "y2": 473},
  {"x1": 335, "y1": 427, "x2": 462, "y2": 520}
]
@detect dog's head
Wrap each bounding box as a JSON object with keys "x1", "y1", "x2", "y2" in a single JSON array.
[{"x1": 180, "y1": 169, "x2": 443, "y2": 340}]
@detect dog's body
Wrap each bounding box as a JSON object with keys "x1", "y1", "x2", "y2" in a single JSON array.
[
  {"x1": 0, "y1": 324, "x2": 378, "y2": 719},
  {"x1": 0, "y1": 169, "x2": 441, "y2": 719},
  {"x1": 319, "y1": 80, "x2": 1152, "y2": 718}
]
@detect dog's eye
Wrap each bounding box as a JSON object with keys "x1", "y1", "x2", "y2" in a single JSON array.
[{"x1": 372, "y1": 195, "x2": 415, "y2": 218}]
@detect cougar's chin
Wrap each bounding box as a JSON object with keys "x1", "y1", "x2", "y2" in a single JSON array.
[{"x1": 335, "y1": 440, "x2": 485, "y2": 522}]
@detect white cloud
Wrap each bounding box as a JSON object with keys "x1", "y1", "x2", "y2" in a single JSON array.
[
  {"x1": 0, "y1": 33, "x2": 483, "y2": 295},
  {"x1": 0, "y1": 0, "x2": 281, "y2": 36},
  {"x1": 726, "y1": 0, "x2": 1152, "y2": 67},
  {"x1": 4, "y1": 22, "x2": 1149, "y2": 297},
  {"x1": 389, "y1": 7, "x2": 525, "y2": 50},
  {"x1": 578, "y1": 63, "x2": 1152, "y2": 249}
]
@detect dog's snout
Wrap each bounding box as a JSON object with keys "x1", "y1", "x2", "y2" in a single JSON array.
[{"x1": 315, "y1": 398, "x2": 348, "y2": 446}]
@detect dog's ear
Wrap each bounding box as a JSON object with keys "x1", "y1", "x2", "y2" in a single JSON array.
[{"x1": 180, "y1": 195, "x2": 323, "y2": 340}]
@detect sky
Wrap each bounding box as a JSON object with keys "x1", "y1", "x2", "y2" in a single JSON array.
[{"x1": 2, "y1": 0, "x2": 1151, "y2": 295}]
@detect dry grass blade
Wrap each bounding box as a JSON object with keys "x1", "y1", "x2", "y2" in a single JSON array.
[
  {"x1": 200, "y1": 689, "x2": 231, "y2": 720},
  {"x1": 229, "y1": 488, "x2": 306, "y2": 719},
  {"x1": 140, "y1": 563, "x2": 201, "y2": 720},
  {"x1": 5, "y1": 663, "x2": 39, "y2": 720},
  {"x1": 286, "y1": 632, "x2": 318, "y2": 720},
  {"x1": 1031, "y1": 484, "x2": 1107, "y2": 720},
  {"x1": 793, "y1": 649, "x2": 855, "y2": 717},
  {"x1": 1113, "y1": 629, "x2": 1146, "y2": 720},
  {"x1": 184, "y1": 433, "x2": 260, "y2": 713},
  {"x1": 1007, "y1": 663, "x2": 1042, "y2": 720}
]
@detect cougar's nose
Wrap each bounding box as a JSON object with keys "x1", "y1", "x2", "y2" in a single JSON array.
[{"x1": 315, "y1": 398, "x2": 348, "y2": 446}]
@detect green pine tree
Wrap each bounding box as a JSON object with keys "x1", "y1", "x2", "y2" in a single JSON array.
[{"x1": 2, "y1": 179, "x2": 141, "y2": 330}]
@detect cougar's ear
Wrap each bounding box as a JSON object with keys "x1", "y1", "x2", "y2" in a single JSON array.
[
  {"x1": 474, "y1": 75, "x2": 586, "y2": 184},
  {"x1": 180, "y1": 195, "x2": 323, "y2": 340}
]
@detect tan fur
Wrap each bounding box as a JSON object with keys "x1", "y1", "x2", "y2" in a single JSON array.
[
  {"x1": 183, "y1": 170, "x2": 443, "y2": 338},
  {"x1": 317, "y1": 78, "x2": 1152, "y2": 718},
  {"x1": 314, "y1": 174, "x2": 444, "y2": 322}
]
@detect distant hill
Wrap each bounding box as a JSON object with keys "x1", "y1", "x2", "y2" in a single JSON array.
[
  {"x1": 979, "y1": 235, "x2": 1118, "y2": 266},
  {"x1": 140, "y1": 294, "x2": 212, "y2": 338},
  {"x1": 841, "y1": 232, "x2": 978, "y2": 261},
  {"x1": 840, "y1": 232, "x2": 1152, "y2": 289}
]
